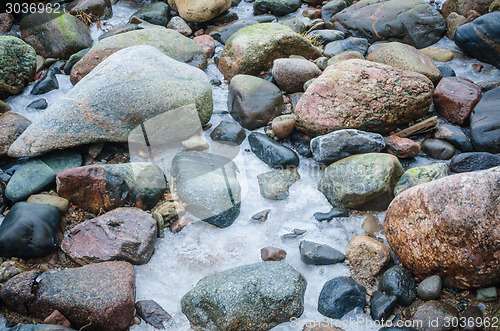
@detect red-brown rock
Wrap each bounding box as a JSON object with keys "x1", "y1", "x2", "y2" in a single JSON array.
[
  {"x1": 345, "y1": 235, "x2": 391, "y2": 277},
  {"x1": 302, "y1": 9, "x2": 322, "y2": 19},
  {"x1": 43, "y1": 310, "x2": 72, "y2": 328},
  {"x1": 193, "y1": 35, "x2": 215, "y2": 58},
  {"x1": 0, "y1": 113, "x2": 31, "y2": 156},
  {"x1": 412, "y1": 300, "x2": 459, "y2": 331},
  {"x1": 1, "y1": 270, "x2": 41, "y2": 315},
  {"x1": 441, "y1": 0, "x2": 494, "y2": 19},
  {"x1": 384, "y1": 135, "x2": 421, "y2": 158},
  {"x1": 260, "y1": 246, "x2": 287, "y2": 261},
  {"x1": 433, "y1": 77, "x2": 482, "y2": 125},
  {"x1": 61, "y1": 207, "x2": 157, "y2": 265},
  {"x1": 384, "y1": 167, "x2": 500, "y2": 288},
  {"x1": 0, "y1": 13, "x2": 14, "y2": 33}
]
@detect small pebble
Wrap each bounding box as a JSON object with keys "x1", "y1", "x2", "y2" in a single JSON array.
[
  {"x1": 251, "y1": 209, "x2": 271, "y2": 222},
  {"x1": 314, "y1": 207, "x2": 348, "y2": 221},
  {"x1": 417, "y1": 275, "x2": 442, "y2": 301},
  {"x1": 282, "y1": 229, "x2": 307, "y2": 239},
  {"x1": 260, "y1": 246, "x2": 287, "y2": 261},
  {"x1": 476, "y1": 286, "x2": 497, "y2": 302}
]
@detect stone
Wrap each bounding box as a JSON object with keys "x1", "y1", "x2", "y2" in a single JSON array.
[
  {"x1": 277, "y1": 15, "x2": 306, "y2": 33},
  {"x1": 438, "y1": 64, "x2": 457, "y2": 78},
  {"x1": 295, "y1": 60, "x2": 434, "y2": 136},
  {"x1": 1, "y1": 270, "x2": 41, "y2": 315},
  {"x1": 491, "y1": 0, "x2": 500, "y2": 11},
  {"x1": 417, "y1": 275, "x2": 442, "y2": 301},
  {"x1": 346, "y1": 235, "x2": 391, "y2": 278},
  {"x1": 419, "y1": 47, "x2": 457, "y2": 62},
  {"x1": 311, "y1": 129, "x2": 386, "y2": 164},
  {"x1": 261, "y1": 246, "x2": 287, "y2": 261},
  {"x1": 412, "y1": 301, "x2": 459, "y2": 331},
  {"x1": 210, "y1": 121, "x2": 246, "y2": 145},
  {"x1": 71, "y1": 28, "x2": 206, "y2": 85},
  {"x1": 218, "y1": 23, "x2": 321, "y2": 80},
  {"x1": 433, "y1": 124, "x2": 473, "y2": 152},
  {"x1": 171, "y1": 151, "x2": 240, "y2": 228},
  {"x1": 31, "y1": 71, "x2": 59, "y2": 95},
  {"x1": 324, "y1": 37, "x2": 369, "y2": 58},
  {"x1": 394, "y1": 162, "x2": 448, "y2": 196},
  {"x1": 0, "y1": 100, "x2": 11, "y2": 113},
  {"x1": 207, "y1": 17, "x2": 271, "y2": 45},
  {"x1": 257, "y1": 168, "x2": 300, "y2": 200},
  {"x1": 362, "y1": 214, "x2": 383, "y2": 236},
  {"x1": 318, "y1": 153, "x2": 403, "y2": 210},
  {"x1": 370, "y1": 291, "x2": 398, "y2": 321},
  {"x1": 0, "y1": 260, "x2": 30, "y2": 283},
  {"x1": 421, "y1": 139, "x2": 456, "y2": 160},
  {"x1": 303, "y1": 323, "x2": 345, "y2": 331},
  {"x1": 27, "y1": 98, "x2": 48, "y2": 109},
  {"x1": 43, "y1": 310, "x2": 72, "y2": 328},
  {"x1": 0, "y1": 36, "x2": 36, "y2": 99},
  {"x1": 366, "y1": 42, "x2": 442, "y2": 84},
  {"x1": 251, "y1": 209, "x2": 271, "y2": 222},
  {"x1": 330, "y1": 0, "x2": 445, "y2": 49},
  {"x1": 0, "y1": 113, "x2": 31, "y2": 157},
  {"x1": 152, "y1": 200, "x2": 185, "y2": 222},
  {"x1": 129, "y1": 2, "x2": 169, "y2": 26},
  {"x1": 461, "y1": 306, "x2": 484, "y2": 331},
  {"x1": 454, "y1": 12, "x2": 500, "y2": 69},
  {"x1": 0, "y1": 202, "x2": 60, "y2": 259},
  {"x1": 6, "y1": 151, "x2": 82, "y2": 202},
  {"x1": 135, "y1": 300, "x2": 172, "y2": 329},
  {"x1": 384, "y1": 167, "x2": 500, "y2": 288},
  {"x1": 20, "y1": 12, "x2": 92, "y2": 60},
  {"x1": 306, "y1": 30, "x2": 345, "y2": 46},
  {"x1": 248, "y1": 132, "x2": 300, "y2": 169},
  {"x1": 62, "y1": 208, "x2": 157, "y2": 265},
  {"x1": 167, "y1": 16, "x2": 192, "y2": 36},
  {"x1": 379, "y1": 265, "x2": 417, "y2": 306},
  {"x1": 193, "y1": 35, "x2": 215, "y2": 58},
  {"x1": 67, "y1": 0, "x2": 112, "y2": 21},
  {"x1": 446, "y1": 12, "x2": 468, "y2": 40},
  {"x1": 181, "y1": 135, "x2": 209, "y2": 151},
  {"x1": 470, "y1": 87, "x2": 500, "y2": 153},
  {"x1": 254, "y1": 0, "x2": 301, "y2": 16},
  {"x1": 433, "y1": 77, "x2": 482, "y2": 125},
  {"x1": 27, "y1": 194, "x2": 70, "y2": 213},
  {"x1": 57, "y1": 162, "x2": 166, "y2": 214},
  {"x1": 63, "y1": 48, "x2": 89, "y2": 74},
  {"x1": 9, "y1": 46, "x2": 212, "y2": 158},
  {"x1": 441, "y1": 0, "x2": 494, "y2": 19},
  {"x1": 318, "y1": 277, "x2": 366, "y2": 319},
  {"x1": 272, "y1": 58, "x2": 321, "y2": 93},
  {"x1": 476, "y1": 80, "x2": 500, "y2": 92},
  {"x1": 449, "y1": 152, "x2": 500, "y2": 172},
  {"x1": 321, "y1": 0, "x2": 347, "y2": 21},
  {"x1": 181, "y1": 262, "x2": 306, "y2": 330},
  {"x1": 167, "y1": 0, "x2": 231, "y2": 22},
  {"x1": 476, "y1": 287, "x2": 497, "y2": 302},
  {"x1": 228, "y1": 75, "x2": 284, "y2": 130},
  {"x1": 271, "y1": 114, "x2": 295, "y2": 139},
  {"x1": 313, "y1": 208, "x2": 348, "y2": 221},
  {"x1": 327, "y1": 51, "x2": 364, "y2": 66},
  {"x1": 299, "y1": 240, "x2": 345, "y2": 265},
  {"x1": 0, "y1": 13, "x2": 14, "y2": 33},
  {"x1": 384, "y1": 135, "x2": 421, "y2": 158}
]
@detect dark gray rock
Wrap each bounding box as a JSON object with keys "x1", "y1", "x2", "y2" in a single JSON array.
[
  {"x1": 318, "y1": 276, "x2": 367, "y2": 319},
  {"x1": 251, "y1": 209, "x2": 271, "y2": 222},
  {"x1": 130, "y1": 2, "x2": 170, "y2": 26},
  {"x1": 299, "y1": 240, "x2": 345, "y2": 265},
  {"x1": 379, "y1": 265, "x2": 417, "y2": 306},
  {"x1": 437, "y1": 64, "x2": 456, "y2": 77},
  {"x1": 314, "y1": 207, "x2": 349, "y2": 221},
  {"x1": 181, "y1": 262, "x2": 307, "y2": 330},
  {"x1": 258, "y1": 168, "x2": 300, "y2": 200},
  {"x1": 0, "y1": 202, "x2": 60, "y2": 259},
  {"x1": 27, "y1": 98, "x2": 48, "y2": 109},
  {"x1": 208, "y1": 18, "x2": 260, "y2": 44},
  {"x1": 449, "y1": 152, "x2": 500, "y2": 173},
  {"x1": 248, "y1": 132, "x2": 300, "y2": 169},
  {"x1": 290, "y1": 132, "x2": 311, "y2": 157},
  {"x1": 433, "y1": 124, "x2": 473, "y2": 152},
  {"x1": 97, "y1": 24, "x2": 142, "y2": 41},
  {"x1": 306, "y1": 29, "x2": 345, "y2": 45},
  {"x1": 324, "y1": 37, "x2": 369, "y2": 58},
  {"x1": 417, "y1": 275, "x2": 442, "y2": 301},
  {"x1": 253, "y1": 0, "x2": 301, "y2": 16},
  {"x1": 370, "y1": 290, "x2": 398, "y2": 321},
  {"x1": 470, "y1": 87, "x2": 500, "y2": 153},
  {"x1": 321, "y1": 0, "x2": 347, "y2": 22},
  {"x1": 135, "y1": 300, "x2": 172, "y2": 329},
  {"x1": 63, "y1": 48, "x2": 90, "y2": 75},
  {"x1": 31, "y1": 71, "x2": 58, "y2": 95},
  {"x1": 421, "y1": 139, "x2": 456, "y2": 160},
  {"x1": 210, "y1": 121, "x2": 246, "y2": 145}
]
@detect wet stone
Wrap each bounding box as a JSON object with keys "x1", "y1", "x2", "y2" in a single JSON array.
[
  {"x1": 449, "y1": 152, "x2": 500, "y2": 172},
  {"x1": 31, "y1": 71, "x2": 58, "y2": 95},
  {"x1": 413, "y1": 300, "x2": 459, "y2": 331},
  {"x1": 417, "y1": 275, "x2": 442, "y2": 301},
  {"x1": 251, "y1": 209, "x2": 271, "y2": 222},
  {"x1": 476, "y1": 287, "x2": 497, "y2": 302},
  {"x1": 362, "y1": 214, "x2": 383, "y2": 236},
  {"x1": 282, "y1": 229, "x2": 307, "y2": 239},
  {"x1": 379, "y1": 265, "x2": 417, "y2": 306},
  {"x1": 135, "y1": 300, "x2": 172, "y2": 329},
  {"x1": 370, "y1": 291, "x2": 398, "y2": 321},
  {"x1": 210, "y1": 120, "x2": 246, "y2": 145},
  {"x1": 27, "y1": 98, "x2": 48, "y2": 109},
  {"x1": 384, "y1": 135, "x2": 421, "y2": 159},
  {"x1": 433, "y1": 124, "x2": 473, "y2": 152},
  {"x1": 257, "y1": 168, "x2": 300, "y2": 200},
  {"x1": 460, "y1": 306, "x2": 483, "y2": 331},
  {"x1": 421, "y1": 139, "x2": 456, "y2": 160},
  {"x1": 0, "y1": 112, "x2": 31, "y2": 157},
  {"x1": 318, "y1": 276, "x2": 367, "y2": 319},
  {"x1": 314, "y1": 207, "x2": 348, "y2": 221},
  {"x1": 346, "y1": 235, "x2": 391, "y2": 278},
  {"x1": 299, "y1": 240, "x2": 345, "y2": 265},
  {"x1": 0, "y1": 260, "x2": 30, "y2": 283},
  {"x1": 261, "y1": 246, "x2": 287, "y2": 261},
  {"x1": 1, "y1": 270, "x2": 41, "y2": 315},
  {"x1": 249, "y1": 132, "x2": 300, "y2": 169},
  {"x1": 271, "y1": 114, "x2": 295, "y2": 139},
  {"x1": 324, "y1": 37, "x2": 369, "y2": 58},
  {"x1": 43, "y1": 310, "x2": 71, "y2": 328}
]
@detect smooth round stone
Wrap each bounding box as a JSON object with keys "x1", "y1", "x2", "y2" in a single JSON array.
[
  {"x1": 167, "y1": 16, "x2": 192, "y2": 36},
  {"x1": 379, "y1": 265, "x2": 417, "y2": 306},
  {"x1": 449, "y1": 152, "x2": 500, "y2": 173},
  {"x1": 27, "y1": 98, "x2": 48, "y2": 109},
  {"x1": 318, "y1": 276, "x2": 367, "y2": 319},
  {"x1": 327, "y1": 50, "x2": 364, "y2": 66},
  {"x1": 272, "y1": 58, "x2": 321, "y2": 93},
  {"x1": 433, "y1": 124, "x2": 473, "y2": 152},
  {"x1": 299, "y1": 240, "x2": 345, "y2": 265},
  {"x1": 370, "y1": 291, "x2": 398, "y2": 321},
  {"x1": 346, "y1": 235, "x2": 391, "y2": 277},
  {"x1": 321, "y1": 0, "x2": 347, "y2": 21},
  {"x1": 324, "y1": 37, "x2": 369, "y2": 58},
  {"x1": 271, "y1": 114, "x2": 295, "y2": 139},
  {"x1": 437, "y1": 64, "x2": 456, "y2": 77},
  {"x1": 417, "y1": 275, "x2": 442, "y2": 301},
  {"x1": 422, "y1": 139, "x2": 456, "y2": 160},
  {"x1": 460, "y1": 306, "x2": 483, "y2": 331},
  {"x1": 470, "y1": 87, "x2": 500, "y2": 153},
  {"x1": 257, "y1": 168, "x2": 300, "y2": 200},
  {"x1": 253, "y1": 0, "x2": 301, "y2": 16},
  {"x1": 306, "y1": 29, "x2": 345, "y2": 45},
  {"x1": 413, "y1": 301, "x2": 459, "y2": 331},
  {"x1": 362, "y1": 214, "x2": 383, "y2": 236},
  {"x1": 248, "y1": 132, "x2": 300, "y2": 169},
  {"x1": 260, "y1": 246, "x2": 287, "y2": 261},
  {"x1": 210, "y1": 121, "x2": 246, "y2": 145},
  {"x1": 130, "y1": 2, "x2": 170, "y2": 26}
]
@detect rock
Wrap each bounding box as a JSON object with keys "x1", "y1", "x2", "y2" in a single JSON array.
[
  {"x1": 433, "y1": 124, "x2": 473, "y2": 152},
  {"x1": 210, "y1": 121, "x2": 245, "y2": 145},
  {"x1": 438, "y1": 64, "x2": 457, "y2": 78},
  {"x1": 167, "y1": 16, "x2": 192, "y2": 36},
  {"x1": 129, "y1": 2, "x2": 169, "y2": 26},
  {"x1": 318, "y1": 153, "x2": 403, "y2": 210},
  {"x1": 6, "y1": 151, "x2": 82, "y2": 202},
  {"x1": 193, "y1": 35, "x2": 215, "y2": 58},
  {"x1": 313, "y1": 208, "x2": 349, "y2": 221},
  {"x1": 277, "y1": 15, "x2": 306, "y2": 33},
  {"x1": 295, "y1": 60, "x2": 434, "y2": 136},
  {"x1": 62, "y1": 207, "x2": 157, "y2": 265},
  {"x1": 171, "y1": 151, "x2": 241, "y2": 228},
  {"x1": 31, "y1": 71, "x2": 59, "y2": 95},
  {"x1": 384, "y1": 135, "x2": 421, "y2": 158},
  {"x1": 379, "y1": 265, "x2": 417, "y2": 306},
  {"x1": 208, "y1": 18, "x2": 265, "y2": 44},
  {"x1": 441, "y1": 0, "x2": 494, "y2": 19},
  {"x1": 330, "y1": 0, "x2": 445, "y2": 49},
  {"x1": 272, "y1": 58, "x2": 321, "y2": 93},
  {"x1": 272, "y1": 114, "x2": 295, "y2": 139},
  {"x1": 362, "y1": 214, "x2": 383, "y2": 236},
  {"x1": 218, "y1": 23, "x2": 321, "y2": 80},
  {"x1": 167, "y1": 0, "x2": 231, "y2": 22},
  {"x1": 366, "y1": 42, "x2": 442, "y2": 84},
  {"x1": 43, "y1": 310, "x2": 72, "y2": 328},
  {"x1": 449, "y1": 152, "x2": 500, "y2": 172},
  {"x1": 461, "y1": 306, "x2": 483, "y2": 331},
  {"x1": 181, "y1": 135, "x2": 209, "y2": 151},
  {"x1": 0, "y1": 113, "x2": 31, "y2": 157},
  {"x1": 181, "y1": 262, "x2": 306, "y2": 330},
  {"x1": 306, "y1": 30, "x2": 345, "y2": 46},
  {"x1": 422, "y1": 139, "x2": 456, "y2": 160},
  {"x1": 20, "y1": 12, "x2": 92, "y2": 60},
  {"x1": 1, "y1": 270, "x2": 41, "y2": 315},
  {"x1": 57, "y1": 162, "x2": 166, "y2": 214},
  {"x1": 318, "y1": 277, "x2": 366, "y2": 319},
  {"x1": 63, "y1": 48, "x2": 89, "y2": 75},
  {"x1": 261, "y1": 246, "x2": 287, "y2": 261},
  {"x1": 258, "y1": 168, "x2": 300, "y2": 200},
  {"x1": 433, "y1": 77, "x2": 482, "y2": 125},
  {"x1": 476, "y1": 287, "x2": 497, "y2": 302},
  {"x1": 0, "y1": 202, "x2": 60, "y2": 259},
  {"x1": 248, "y1": 132, "x2": 300, "y2": 169},
  {"x1": 384, "y1": 167, "x2": 500, "y2": 288},
  {"x1": 27, "y1": 194, "x2": 69, "y2": 213},
  {"x1": 0, "y1": 13, "x2": 14, "y2": 33},
  {"x1": 454, "y1": 12, "x2": 500, "y2": 69},
  {"x1": 370, "y1": 291, "x2": 398, "y2": 321},
  {"x1": 71, "y1": 28, "x2": 206, "y2": 85},
  {"x1": 251, "y1": 209, "x2": 271, "y2": 222},
  {"x1": 67, "y1": 0, "x2": 112, "y2": 21},
  {"x1": 321, "y1": 0, "x2": 347, "y2": 21},
  {"x1": 327, "y1": 51, "x2": 364, "y2": 66},
  {"x1": 446, "y1": 12, "x2": 468, "y2": 40},
  {"x1": 394, "y1": 162, "x2": 448, "y2": 196},
  {"x1": 9, "y1": 46, "x2": 212, "y2": 158},
  {"x1": 0, "y1": 100, "x2": 11, "y2": 113},
  {"x1": 412, "y1": 301, "x2": 459, "y2": 331},
  {"x1": 470, "y1": 87, "x2": 500, "y2": 153},
  {"x1": 311, "y1": 129, "x2": 385, "y2": 164},
  {"x1": 135, "y1": 300, "x2": 172, "y2": 329},
  {"x1": 254, "y1": 0, "x2": 301, "y2": 16},
  {"x1": 27, "y1": 98, "x2": 48, "y2": 109},
  {"x1": 346, "y1": 235, "x2": 391, "y2": 278},
  {"x1": 476, "y1": 80, "x2": 500, "y2": 92},
  {"x1": 0, "y1": 36, "x2": 36, "y2": 99},
  {"x1": 417, "y1": 275, "x2": 442, "y2": 301},
  {"x1": 491, "y1": 0, "x2": 500, "y2": 11},
  {"x1": 299, "y1": 240, "x2": 345, "y2": 265},
  {"x1": 228, "y1": 75, "x2": 284, "y2": 130},
  {"x1": 324, "y1": 37, "x2": 369, "y2": 58},
  {"x1": 0, "y1": 260, "x2": 30, "y2": 283},
  {"x1": 419, "y1": 47, "x2": 457, "y2": 62}
]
